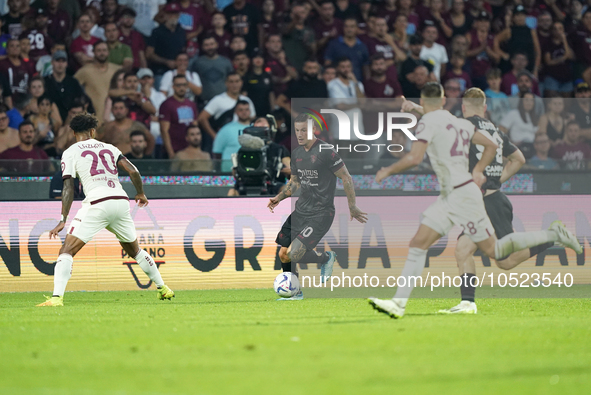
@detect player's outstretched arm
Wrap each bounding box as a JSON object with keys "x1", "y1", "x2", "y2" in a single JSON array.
[
  {"x1": 117, "y1": 156, "x2": 148, "y2": 207},
  {"x1": 375, "y1": 141, "x2": 427, "y2": 183},
  {"x1": 400, "y1": 96, "x2": 424, "y2": 115},
  {"x1": 500, "y1": 149, "x2": 526, "y2": 184},
  {"x1": 471, "y1": 131, "x2": 499, "y2": 187},
  {"x1": 268, "y1": 174, "x2": 300, "y2": 213},
  {"x1": 334, "y1": 165, "x2": 368, "y2": 223},
  {"x1": 49, "y1": 177, "x2": 74, "y2": 239}
]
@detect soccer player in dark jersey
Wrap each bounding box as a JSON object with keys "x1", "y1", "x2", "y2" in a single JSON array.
[
  {"x1": 438, "y1": 88, "x2": 554, "y2": 313},
  {"x1": 267, "y1": 113, "x2": 368, "y2": 300}
]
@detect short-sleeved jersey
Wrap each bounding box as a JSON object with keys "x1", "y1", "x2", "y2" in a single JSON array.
[
  {"x1": 415, "y1": 110, "x2": 476, "y2": 196},
  {"x1": 291, "y1": 139, "x2": 344, "y2": 216},
  {"x1": 466, "y1": 115, "x2": 518, "y2": 191},
  {"x1": 61, "y1": 139, "x2": 128, "y2": 204}
]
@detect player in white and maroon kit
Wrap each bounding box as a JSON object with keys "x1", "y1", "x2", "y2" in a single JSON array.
[
  {"x1": 368, "y1": 82, "x2": 582, "y2": 319},
  {"x1": 37, "y1": 113, "x2": 174, "y2": 307}
]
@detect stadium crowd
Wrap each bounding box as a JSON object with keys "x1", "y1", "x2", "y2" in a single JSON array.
[{"x1": 0, "y1": 0, "x2": 591, "y2": 171}]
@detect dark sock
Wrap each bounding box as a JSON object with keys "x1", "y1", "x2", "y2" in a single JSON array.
[
  {"x1": 460, "y1": 273, "x2": 476, "y2": 303},
  {"x1": 529, "y1": 242, "x2": 554, "y2": 258},
  {"x1": 301, "y1": 250, "x2": 327, "y2": 264},
  {"x1": 281, "y1": 260, "x2": 294, "y2": 273}
]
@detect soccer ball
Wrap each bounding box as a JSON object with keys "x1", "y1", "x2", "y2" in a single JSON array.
[{"x1": 274, "y1": 272, "x2": 300, "y2": 298}]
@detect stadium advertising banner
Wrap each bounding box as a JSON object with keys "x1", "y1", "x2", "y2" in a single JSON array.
[{"x1": 0, "y1": 196, "x2": 589, "y2": 293}]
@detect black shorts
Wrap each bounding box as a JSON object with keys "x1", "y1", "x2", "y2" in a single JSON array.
[
  {"x1": 459, "y1": 191, "x2": 514, "y2": 239},
  {"x1": 275, "y1": 211, "x2": 335, "y2": 250}
]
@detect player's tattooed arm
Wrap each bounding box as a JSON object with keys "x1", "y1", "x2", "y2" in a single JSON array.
[
  {"x1": 268, "y1": 174, "x2": 300, "y2": 213},
  {"x1": 117, "y1": 156, "x2": 149, "y2": 207},
  {"x1": 50, "y1": 177, "x2": 74, "y2": 238},
  {"x1": 334, "y1": 165, "x2": 368, "y2": 223}
]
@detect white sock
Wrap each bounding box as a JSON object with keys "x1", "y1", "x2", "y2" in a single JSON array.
[
  {"x1": 393, "y1": 247, "x2": 428, "y2": 307},
  {"x1": 135, "y1": 249, "x2": 164, "y2": 287},
  {"x1": 494, "y1": 231, "x2": 558, "y2": 260},
  {"x1": 53, "y1": 253, "x2": 73, "y2": 297}
]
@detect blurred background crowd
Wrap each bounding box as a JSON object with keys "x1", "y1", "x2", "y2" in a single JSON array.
[{"x1": 0, "y1": 0, "x2": 590, "y2": 173}]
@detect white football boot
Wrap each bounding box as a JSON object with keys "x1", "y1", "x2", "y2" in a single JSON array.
[
  {"x1": 438, "y1": 300, "x2": 477, "y2": 314},
  {"x1": 368, "y1": 297, "x2": 405, "y2": 319}
]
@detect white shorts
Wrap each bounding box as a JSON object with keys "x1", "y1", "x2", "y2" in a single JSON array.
[
  {"x1": 68, "y1": 198, "x2": 137, "y2": 244},
  {"x1": 421, "y1": 181, "x2": 494, "y2": 243}
]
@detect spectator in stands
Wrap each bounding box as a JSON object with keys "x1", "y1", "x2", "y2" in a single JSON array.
[
  {"x1": 0, "y1": 19, "x2": 9, "y2": 58},
  {"x1": 550, "y1": 121, "x2": 591, "y2": 169},
  {"x1": 401, "y1": 64, "x2": 430, "y2": 100},
  {"x1": 277, "y1": 59, "x2": 327, "y2": 114},
  {"x1": 325, "y1": 18, "x2": 369, "y2": 82},
  {"x1": 537, "y1": 11, "x2": 553, "y2": 50},
  {"x1": 399, "y1": 34, "x2": 435, "y2": 88},
  {"x1": 223, "y1": 0, "x2": 261, "y2": 53},
  {"x1": 538, "y1": 96, "x2": 567, "y2": 144},
  {"x1": 189, "y1": 35, "x2": 234, "y2": 103},
  {"x1": 391, "y1": 13, "x2": 410, "y2": 53},
  {"x1": 501, "y1": 52, "x2": 541, "y2": 96},
  {"x1": 177, "y1": 0, "x2": 206, "y2": 58},
  {"x1": 313, "y1": 0, "x2": 343, "y2": 60},
  {"x1": 19, "y1": 34, "x2": 31, "y2": 62},
  {"x1": 0, "y1": 105, "x2": 18, "y2": 154},
  {"x1": 124, "y1": 130, "x2": 153, "y2": 160},
  {"x1": 104, "y1": 22, "x2": 132, "y2": 71},
  {"x1": 420, "y1": 25, "x2": 448, "y2": 82},
  {"x1": 360, "y1": 15, "x2": 405, "y2": 67},
  {"x1": 101, "y1": 0, "x2": 120, "y2": 25},
  {"x1": 280, "y1": 2, "x2": 316, "y2": 72},
  {"x1": 171, "y1": 125, "x2": 212, "y2": 172},
  {"x1": 118, "y1": 8, "x2": 147, "y2": 70},
  {"x1": 198, "y1": 72, "x2": 255, "y2": 151},
  {"x1": 72, "y1": 7, "x2": 105, "y2": 41},
  {"x1": 212, "y1": 99, "x2": 252, "y2": 170},
  {"x1": 442, "y1": 79, "x2": 463, "y2": 117},
  {"x1": 232, "y1": 50, "x2": 250, "y2": 77},
  {"x1": 111, "y1": 72, "x2": 156, "y2": 128},
  {"x1": 44, "y1": 50, "x2": 88, "y2": 122},
  {"x1": 466, "y1": 11, "x2": 498, "y2": 89},
  {"x1": 160, "y1": 53, "x2": 202, "y2": 101},
  {"x1": 29, "y1": 95, "x2": 60, "y2": 156},
  {"x1": 500, "y1": 92, "x2": 539, "y2": 152},
  {"x1": 1, "y1": 0, "x2": 24, "y2": 38},
  {"x1": 35, "y1": 42, "x2": 66, "y2": 77},
  {"x1": 6, "y1": 94, "x2": 30, "y2": 129},
  {"x1": 323, "y1": 65, "x2": 336, "y2": 84},
  {"x1": 146, "y1": 3, "x2": 186, "y2": 87},
  {"x1": 443, "y1": 53, "x2": 471, "y2": 93},
  {"x1": 70, "y1": 13, "x2": 100, "y2": 70},
  {"x1": 46, "y1": 0, "x2": 71, "y2": 45},
  {"x1": 103, "y1": 69, "x2": 126, "y2": 123},
  {"x1": 419, "y1": 0, "x2": 453, "y2": 46},
  {"x1": 242, "y1": 52, "x2": 274, "y2": 116},
  {"x1": 264, "y1": 34, "x2": 297, "y2": 96},
  {"x1": 447, "y1": 0, "x2": 473, "y2": 37},
  {"x1": 118, "y1": 0, "x2": 165, "y2": 37},
  {"x1": 0, "y1": 121, "x2": 52, "y2": 173},
  {"x1": 159, "y1": 74, "x2": 199, "y2": 159},
  {"x1": 327, "y1": 57, "x2": 365, "y2": 140},
  {"x1": 572, "y1": 82, "x2": 591, "y2": 139},
  {"x1": 527, "y1": 133, "x2": 559, "y2": 170},
  {"x1": 484, "y1": 68, "x2": 511, "y2": 126},
  {"x1": 74, "y1": 41, "x2": 120, "y2": 123},
  {"x1": 137, "y1": 68, "x2": 166, "y2": 156},
  {"x1": 494, "y1": 5, "x2": 541, "y2": 77},
  {"x1": 21, "y1": 8, "x2": 52, "y2": 62},
  {"x1": 229, "y1": 35, "x2": 248, "y2": 55},
  {"x1": 0, "y1": 39, "x2": 35, "y2": 102},
  {"x1": 28, "y1": 76, "x2": 63, "y2": 127},
  {"x1": 543, "y1": 21, "x2": 575, "y2": 98},
  {"x1": 509, "y1": 71, "x2": 545, "y2": 117},
  {"x1": 98, "y1": 98, "x2": 154, "y2": 156},
  {"x1": 54, "y1": 100, "x2": 84, "y2": 154},
  {"x1": 207, "y1": 11, "x2": 232, "y2": 58},
  {"x1": 258, "y1": 0, "x2": 279, "y2": 48},
  {"x1": 364, "y1": 53, "x2": 403, "y2": 99},
  {"x1": 396, "y1": 0, "x2": 420, "y2": 35},
  {"x1": 334, "y1": 0, "x2": 360, "y2": 21}
]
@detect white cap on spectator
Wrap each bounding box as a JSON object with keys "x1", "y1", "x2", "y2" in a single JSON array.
[{"x1": 137, "y1": 68, "x2": 154, "y2": 79}]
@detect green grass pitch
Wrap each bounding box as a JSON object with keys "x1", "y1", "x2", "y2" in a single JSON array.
[{"x1": 1, "y1": 290, "x2": 590, "y2": 395}]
